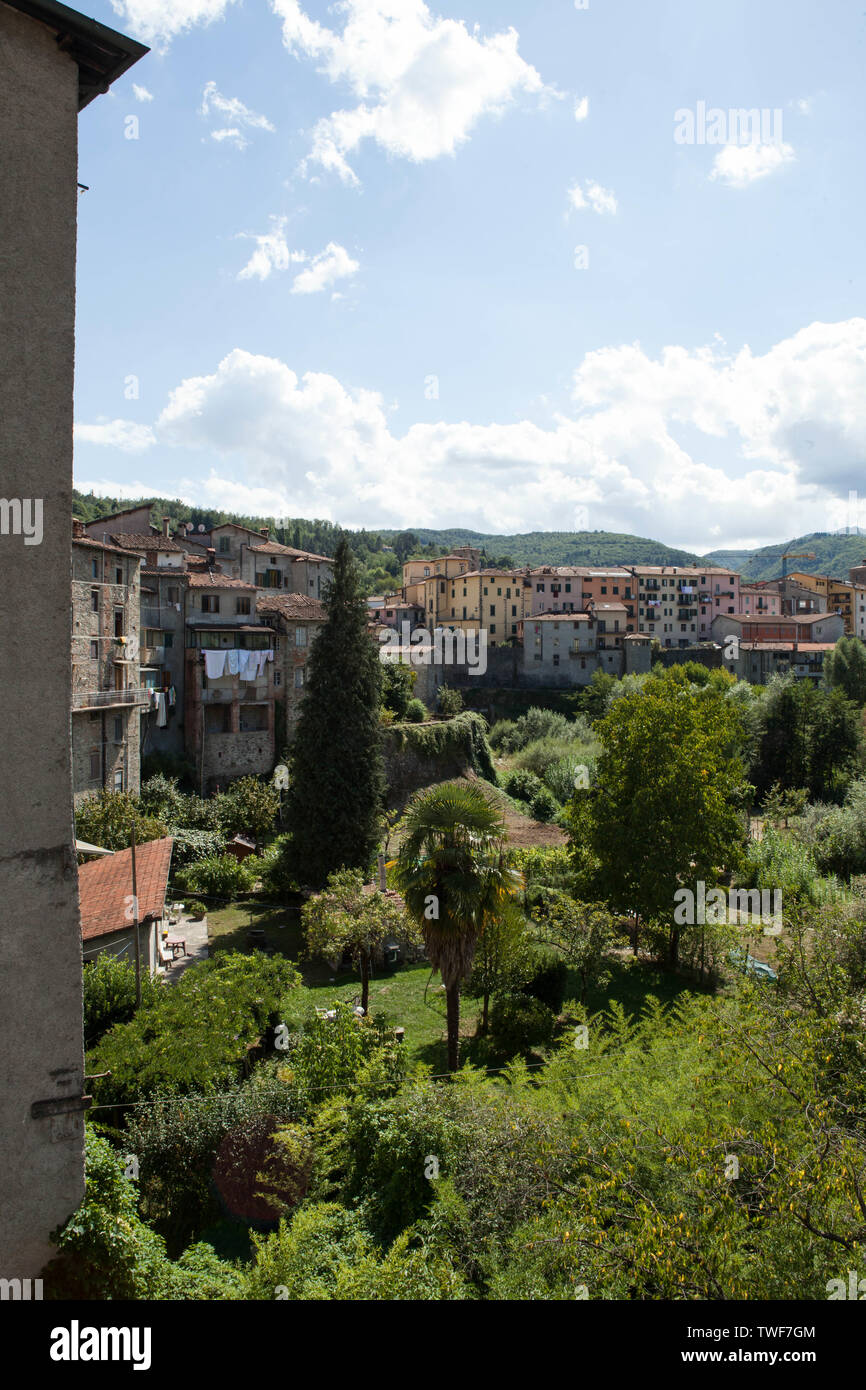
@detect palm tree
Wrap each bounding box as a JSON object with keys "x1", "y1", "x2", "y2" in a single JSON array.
[{"x1": 392, "y1": 781, "x2": 521, "y2": 1071}]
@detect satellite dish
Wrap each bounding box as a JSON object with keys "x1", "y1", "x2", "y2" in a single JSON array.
[
  {"x1": 197, "y1": 523, "x2": 206, "y2": 533},
  {"x1": 273, "y1": 764, "x2": 289, "y2": 790}
]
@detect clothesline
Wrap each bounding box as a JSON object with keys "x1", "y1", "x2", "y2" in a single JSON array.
[{"x1": 202, "y1": 648, "x2": 274, "y2": 680}]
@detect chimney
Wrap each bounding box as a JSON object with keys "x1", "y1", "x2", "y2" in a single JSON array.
[
  {"x1": 162, "y1": 516, "x2": 171, "y2": 538},
  {"x1": 260, "y1": 527, "x2": 269, "y2": 541},
  {"x1": 206, "y1": 547, "x2": 216, "y2": 569},
  {"x1": 72, "y1": 518, "x2": 85, "y2": 537}
]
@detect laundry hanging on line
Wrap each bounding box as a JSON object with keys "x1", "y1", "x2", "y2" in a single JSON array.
[{"x1": 203, "y1": 649, "x2": 226, "y2": 678}]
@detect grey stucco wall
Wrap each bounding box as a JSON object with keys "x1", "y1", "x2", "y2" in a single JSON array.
[{"x1": 0, "y1": 4, "x2": 86, "y2": 1276}]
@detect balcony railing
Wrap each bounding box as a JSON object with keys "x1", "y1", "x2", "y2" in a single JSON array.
[{"x1": 72, "y1": 687, "x2": 151, "y2": 710}]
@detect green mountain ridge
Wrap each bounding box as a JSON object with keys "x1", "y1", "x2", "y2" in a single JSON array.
[{"x1": 72, "y1": 491, "x2": 866, "y2": 584}]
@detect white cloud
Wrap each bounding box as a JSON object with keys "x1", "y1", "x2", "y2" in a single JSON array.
[
  {"x1": 74, "y1": 478, "x2": 165, "y2": 501},
  {"x1": 132, "y1": 84, "x2": 154, "y2": 103},
  {"x1": 85, "y1": 319, "x2": 864, "y2": 547},
  {"x1": 200, "y1": 81, "x2": 275, "y2": 134},
  {"x1": 109, "y1": 0, "x2": 236, "y2": 48},
  {"x1": 236, "y1": 218, "x2": 357, "y2": 291},
  {"x1": 710, "y1": 141, "x2": 795, "y2": 187},
  {"x1": 291, "y1": 242, "x2": 359, "y2": 295},
  {"x1": 271, "y1": 0, "x2": 554, "y2": 184},
  {"x1": 211, "y1": 128, "x2": 248, "y2": 150},
  {"x1": 574, "y1": 95, "x2": 589, "y2": 122},
  {"x1": 568, "y1": 179, "x2": 617, "y2": 214},
  {"x1": 73, "y1": 419, "x2": 156, "y2": 452}
]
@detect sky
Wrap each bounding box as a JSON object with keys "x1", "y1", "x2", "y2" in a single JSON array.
[{"x1": 72, "y1": 0, "x2": 866, "y2": 554}]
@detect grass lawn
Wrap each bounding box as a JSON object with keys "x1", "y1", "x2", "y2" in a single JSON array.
[
  {"x1": 207, "y1": 898, "x2": 713, "y2": 1070},
  {"x1": 207, "y1": 899, "x2": 480, "y2": 1071}
]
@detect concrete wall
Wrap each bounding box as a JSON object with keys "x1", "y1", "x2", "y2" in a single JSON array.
[{"x1": 0, "y1": 3, "x2": 86, "y2": 1276}]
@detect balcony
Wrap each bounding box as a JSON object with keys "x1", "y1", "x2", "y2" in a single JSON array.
[{"x1": 72, "y1": 687, "x2": 150, "y2": 710}]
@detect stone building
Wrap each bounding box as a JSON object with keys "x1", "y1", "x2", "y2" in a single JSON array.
[
  {"x1": 71, "y1": 522, "x2": 146, "y2": 803},
  {"x1": 240, "y1": 533, "x2": 332, "y2": 600},
  {"x1": 0, "y1": 0, "x2": 146, "y2": 1280},
  {"x1": 256, "y1": 591, "x2": 326, "y2": 746},
  {"x1": 522, "y1": 612, "x2": 651, "y2": 685},
  {"x1": 183, "y1": 562, "x2": 276, "y2": 794}
]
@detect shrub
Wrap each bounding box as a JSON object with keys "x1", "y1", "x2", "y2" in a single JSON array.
[
  {"x1": 504, "y1": 769, "x2": 544, "y2": 803},
  {"x1": 82, "y1": 953, "x2": 164, "y2": 1048},
  {"x1": 516, "y1": 735, "x2": 598, "y2": 781},
  {"x1": 174, "y1": 854, "x2": 256, "y2": 901},
  {"x1": 87, "y1": 952, "x2": 302, "y2": 1106},
  {"x1": 521, "y1": 947, "x2": 568, "y2": 1013},
  {"x1": 166, "y1": 827, "x2": 224, "y2": 869},
  {"x1": 488, "y1": 719, "x2": 519, "y2": 753},
  {"x1": 405, "y1": 698, "x2": 428, "y2": 723},
  {"x1": 437, "y1": 685, "x2": 464, "y2": 717},
  {"x1": 381, "y1": 662, "x2": 416, "y2": 718},
  {"x1": 75, "y1": 791, "x2": 167, "y2": 853},
  {"x1": 184, "y1": 900, "x2": 208, "y2": 920},
  {"x1": 528, "y1": 787, "x2": 560, "y2": 823},
  {"x1": 544, "y1": 753, "x2": 594, "y2": 804},
  {"x1": 489, "y1": 994, "x2": 556, "y2": 1056}
]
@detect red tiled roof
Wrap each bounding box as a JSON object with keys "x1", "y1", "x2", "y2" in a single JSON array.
[
  {"x1": 740, "y1": 642, "x2": 836, "y2": 653},
  {"x1": 110, "y1": 532, "x2": 185, "y2": 552},
  {"x1": 186, "y1": 571, "x2": 256, "y2": 590},
  {"x1": 78, "y1": 837, "x2": 173, "y2": 941},
  {"x1": 73, "y1": 534, "x2": 143, "y2": 558},
  {"x1": 256, "y1": 593, "x2": 326, "y2": 621},
  {"x1": 247, "y1": 541, "x2": 330, "y2": 562}
]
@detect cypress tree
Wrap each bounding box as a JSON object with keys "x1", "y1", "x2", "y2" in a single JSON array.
[{"x1": 281, "y1": 538, "x2": 385, "y2": 888}]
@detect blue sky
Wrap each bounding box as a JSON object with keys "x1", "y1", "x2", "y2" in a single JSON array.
[{"x1": 73, "y1": 0, "x2": 866, "y2": 552}]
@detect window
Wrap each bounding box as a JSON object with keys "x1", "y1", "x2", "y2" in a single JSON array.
[
  {"x1": 490, "y1": 604, "x2": 496, "y2": 616},
  {"x1": 201, "y1": 595, "x2": 220, "y2": 613},
  {"x1": 164, "y1": 632, "x2": 173, "y2": 648},
  {"x1": 294, "y1": 667, "x2": 305, "y2": 688},
  {"x1": 440, "y1": 582, "x2": 445, "y2": 594},
  {"x1": 90, "y1": 640, "x2": 99, "y2": 659},
  {"x1": 91, "y1": 557, "x2": 99, "y2": 579},
  {"x1": 91, "y1": 589, "x2": 99, "y2": 612},
  {"x1": 113, "y1": 716, "x2": 123, "y2": 742},
  {"x1": 239, "y1": 704, "x2": 268, "y2": 732},
  {"x1": 113, "y1": 770, "x2": 124, "y2": 792},
  {"x1": 219, "y1": 535, "x2": 230, "y2": 552},
  {"x1": 205, "y1": 705, "x2": 231, "y2": 733},
  {"x1": 114, "y1": 608, "x2": 124, "y2": 637},
  {"x1": 295, "y1": 627, "x2": 307, "y2": 647},
  {"x1": 166, "y1": 586, "x2": 179, "y2": 604},
  {"x1": 115, "y1": 566, "x2": 123, "y2": 584},
  {"x1": 462, "y1": 607, "x2": 467, "y2": 619},
  {"x1": 537, "y1": 583, "x2": 544, "y2": 592},
  {"x1": 553, "y1": 653, "x2": 560, "y2": 666},
  {"x1": 489, "y1": 625, "x2": 496, "y2": 634},
  {"x1": 565, "y1": 583, "x2": 571, "y2": 593},
  {"x1": 511, "y1": 605, "x2": 517, "y2": 617},
  {"x1": 274, "y1": 670, "x2": 282, "y2": 686},
  {"x1": 236, "y1": 597, "x2": 251, "y2": 615},
  {"x1": 89, "y1": 751, "x2": 100, "y2": 780}
]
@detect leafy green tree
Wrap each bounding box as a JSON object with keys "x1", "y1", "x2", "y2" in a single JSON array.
[
  {"x1": 465, "y1": 905, "x2": 532, "y2": 1034},
  {"x1": 824, "y1": 634, "x2": 866, "y2": 705},
  {"x1": 75, "y1": 791, "x2": 167, "y2": 852},
  {"x1": 174, "y1": 853, "x2": 256, "y2": 900},
  {"x1": 565, "y1": 671, "x2": 750, "y2": 966},
  {"x1": 302, "y1": 868, "x2": 420, "y2": 1013},
  {"x1": 533, "y1": 891, "x2": 616, "y2": 1002},
  {"x1": 752, "y1": 676, "x2": 862, "y2": 803},
  {"x1": 217, "y1": 775, "x2": 280, "y2": 840},
  {"x1": 393, "y1": 782, "x2": 521, "y2": 1069},
  {"x1": 281, "y1": 539, "x2": 385, "y2": 889},
  {"x1": 381, "y1": 661, "x2": 416, "y2": 718}
]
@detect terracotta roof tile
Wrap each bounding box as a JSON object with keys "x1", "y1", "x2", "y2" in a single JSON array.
[
  {"x1": 255, "y1": 593, "x2": 326, "y2": 621},
  {"x1": 110, "y1": 532, "x2": 185, "y2": 552},
  {"x1": 78, "y1": 837, "x2": 173, "y2": 941},
  {"x1": 186, "y1": 572, "x2": 256, "y2": 590}
]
